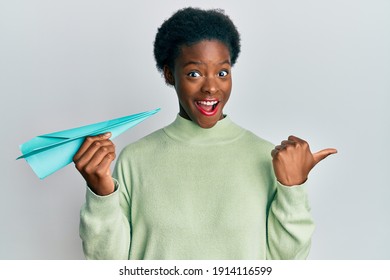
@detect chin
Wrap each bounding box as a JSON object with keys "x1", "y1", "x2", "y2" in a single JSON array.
[
  {"x1": 181, "y1": 106, "x2": 224, "y2": 128},
  {"x1": 198, "y1": 122, "x2": 217, "y2": 129},
  {"x1": 194, "y1": 115, "x2": 221, "y2": 129}
]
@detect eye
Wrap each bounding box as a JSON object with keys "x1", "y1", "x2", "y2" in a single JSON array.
[
  {"x1": 187, "y1": 71, "x2": 201, "y2": 78},
  {"x1": 218, "y1": 70, "x2": 229, "y2": 77}
]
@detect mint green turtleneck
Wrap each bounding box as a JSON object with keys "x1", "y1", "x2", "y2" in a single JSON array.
[{"x1": 80, "y1": 115, "x2": 314, "y2": 259}]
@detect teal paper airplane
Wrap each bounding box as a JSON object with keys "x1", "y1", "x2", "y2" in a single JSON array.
[{"x1": 17, "y1": 108, "x2": 160, "y2": 179}]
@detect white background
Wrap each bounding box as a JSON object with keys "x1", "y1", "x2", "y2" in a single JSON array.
[{"x1": 1, "y1": 0, "x2": 389, "y2": 259}]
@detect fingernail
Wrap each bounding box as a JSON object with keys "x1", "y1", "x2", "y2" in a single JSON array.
[{"x1": 104, "y1": 132, "x2": 111, "y2": 137}]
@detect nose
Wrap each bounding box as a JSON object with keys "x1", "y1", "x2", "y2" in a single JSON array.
[{"x1": 201, "y1": 76, "x2": 218, "y2": 95}]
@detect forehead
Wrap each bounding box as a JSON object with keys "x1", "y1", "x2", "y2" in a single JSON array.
[{"x1": 176, "y1": 40, "x2": 231, "y2": 65}]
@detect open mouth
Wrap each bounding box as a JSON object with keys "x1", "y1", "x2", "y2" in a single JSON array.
[{"x1": 195, "y1": 100, "x2": 219, "y2": 116}]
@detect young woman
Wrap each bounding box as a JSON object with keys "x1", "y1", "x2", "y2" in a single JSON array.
[{"x1": 73, "y1": 7, "x2": 336, "y2": 260}]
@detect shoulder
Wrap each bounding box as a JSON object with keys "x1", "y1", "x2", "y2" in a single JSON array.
[
  {"x1": 232, "y1": 121, "x2": 275, "y2": 154},
  {"x1": 118, "y1": 128, "x2": 167, "y2": 159},
  {"x1": 243, "y1": 129, "x2": 274, "y2": 147}
]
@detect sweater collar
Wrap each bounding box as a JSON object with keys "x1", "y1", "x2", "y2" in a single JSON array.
[{"x1": 163, "y1": 114, "x2": 245, "y2": 145}]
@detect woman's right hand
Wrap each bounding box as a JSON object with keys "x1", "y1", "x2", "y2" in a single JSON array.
[{"x1": 73, "y1": 132, "x2": 116, "y2": 196}]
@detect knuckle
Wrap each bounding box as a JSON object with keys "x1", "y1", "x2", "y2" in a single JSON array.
[
  {"x1": 93, "y1": 141, "x2": 101, "y2": 148},
  {"x1": 278, "y1": 149, "x2": 287, "y2": 157},
  {"x1": 285, "y1": 144, "x2": 293, "y2": 151},
  {"x1": 75, "y1": 162, "x2": 83, "y2": 171},
  {"x1": 273, "y1": 154, "x2": 282, "y2": 162},
  {"x1": 106, "y1": 152, "x2": 115, "y2": 160},
  {"x1": 95, "y1": 167, "x2": 106, "y2": 177},
  {"x1": 83, "y1": 165, "x2": 94, "y2": 174},
  {"x1": 105, "y1": 140, "x2": 115, "y2": 148}
]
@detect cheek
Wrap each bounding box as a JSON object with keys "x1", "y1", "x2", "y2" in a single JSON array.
[
  {"x1": 226, "y1": 82, "x2": 232, "y2": 93},
  {"x1": 175, "y1": 83, "x2": 193, "y2": 108},
  {"x1": 222, "y1": 80, "x2": 232, "y2": 98},
  {"x1": 177, "y1": 79, "x2": 198, "y2": 97}
]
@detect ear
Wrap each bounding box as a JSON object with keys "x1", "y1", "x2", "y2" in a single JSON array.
[{"x1": 163, "y1": 65, "x2": 175, "y2": 86}]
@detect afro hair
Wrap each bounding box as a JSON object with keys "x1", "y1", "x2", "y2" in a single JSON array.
[{"x1": 153, "y1": 7, "x2": 241, "y2": 72}]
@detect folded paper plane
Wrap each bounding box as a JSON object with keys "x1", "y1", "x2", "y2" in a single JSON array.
[{"x1": 17, "y1": 108, "x2": 160, "y2": 179}]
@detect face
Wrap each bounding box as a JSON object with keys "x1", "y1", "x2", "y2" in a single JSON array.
[{"x1": 164, "y1": 40, "x2": 232, "y2": 128}]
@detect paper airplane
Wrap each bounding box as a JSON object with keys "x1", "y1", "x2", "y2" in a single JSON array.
[{"x1": 17, "y1": 108, "x2": 160, "y2": 179}]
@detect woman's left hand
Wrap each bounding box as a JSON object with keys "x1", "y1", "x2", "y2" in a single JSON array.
[{"x1": 271, "y1": 135, "x2": 337, "y2": 186}]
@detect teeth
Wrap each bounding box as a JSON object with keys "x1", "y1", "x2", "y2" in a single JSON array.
[{"x1": 198, "y1": 101, "x2": 218, "y2": 106}]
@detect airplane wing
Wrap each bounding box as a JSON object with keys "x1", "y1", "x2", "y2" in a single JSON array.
[{"x1": 17, "y1": 108, "x2": 160, "y2": 179}]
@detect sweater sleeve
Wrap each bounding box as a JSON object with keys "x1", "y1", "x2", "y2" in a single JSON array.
[
  {"x1": 266, "y1": 181, "x2": 315, "y2": 260},
  {"x1": 79, "y1": 159, "x2": 132, "y2": 259}
]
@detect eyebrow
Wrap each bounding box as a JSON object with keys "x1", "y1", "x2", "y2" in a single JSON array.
[{"x1": 182, "y1": 60, "x2": 231, "y2": 68}]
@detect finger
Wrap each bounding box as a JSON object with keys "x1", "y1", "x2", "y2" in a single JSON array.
[
  {"x1": 95, "y1": 152, "x2": 116, "y2": 177},
  {"x1": 74, "y1": 140, "x2": 114, "y2": 169},
  {"x1": 287, "y1": 135, "x2": 305, "y2": 143},
  {"x1": 313, "y1": 148, "x2": 338, "y2": 164},
  {"x1": 281, "y1": 140, "x2": 295, "y2": 146},
  {"x1": 78, "y1": 143, "x2": 115, "y2": 169},
  {"x1": 271, "y1": 145, "x2": 284, "y2": 157},
  {"x1": 287, "y1": 135, "x2": 310, "y2": 151},
  {"x1": 271, "y1": 143, "x2": 287, "y2": 158},
  {"x1": 73, "y1": 132, "x2": 112, "y2": 162}
]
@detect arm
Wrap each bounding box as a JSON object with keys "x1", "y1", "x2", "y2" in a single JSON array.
[
  {"x1": 266, "y1": 182, "x2": 314, "y2": 259},
  {"x1": 75, "y1": 133, "x2": 131, "y2": 259},
  {"x1": 266, "y1": 135, "x2": 336, "y2": 259},
  {"x1": 79, "y1": 179, "x2": 131, "y2": 259}
]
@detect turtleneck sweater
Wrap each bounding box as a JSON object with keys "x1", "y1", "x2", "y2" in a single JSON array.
[{"x1": 80, "y1": 115, "x2": 315, "y2": 259}]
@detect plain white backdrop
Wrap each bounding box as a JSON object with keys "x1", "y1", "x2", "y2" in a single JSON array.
[{"x1": 1, "y1": 0, "x2": 389, "y2": 259}]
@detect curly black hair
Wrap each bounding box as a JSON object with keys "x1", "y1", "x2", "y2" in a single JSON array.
[{"x1": 153, "y1": 7, "x2": 241, "y2": 72}]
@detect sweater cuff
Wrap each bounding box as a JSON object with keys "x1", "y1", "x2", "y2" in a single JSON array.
[
  {"x1": 275, "y1": 181, "x2": 309, "y2": 207},
  {"x1": 84, "y1": 178, "x2": 121, "y2": 216}
]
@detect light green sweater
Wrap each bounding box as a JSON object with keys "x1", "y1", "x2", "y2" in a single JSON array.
[{"x1": 79, "y1": 115, "x2": 315, "y2": 259}]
